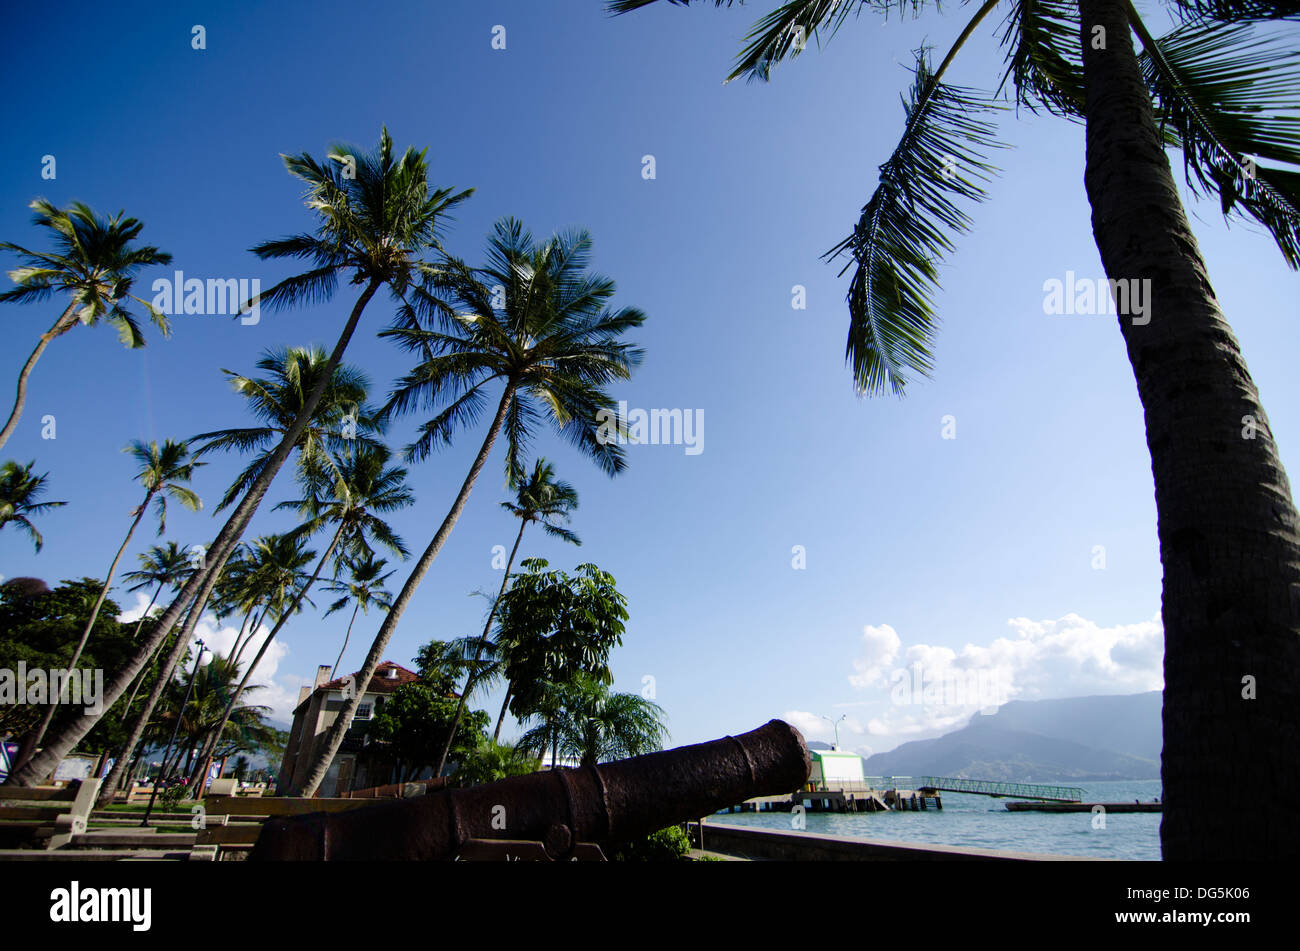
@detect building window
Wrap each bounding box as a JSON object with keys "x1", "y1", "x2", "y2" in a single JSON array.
[{"x1": 354, "y1": 702, "x2": 372, "y2": 720}]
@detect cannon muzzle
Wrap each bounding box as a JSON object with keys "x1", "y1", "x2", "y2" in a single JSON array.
[{"x1": 249, "y1": 718, "x2": 810, "y2": 860}]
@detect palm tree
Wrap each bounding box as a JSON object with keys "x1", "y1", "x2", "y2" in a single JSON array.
[
  {"x1": 117, "y1": 542, "x2": 195, "y2": 722},
  {"x1": 97, "y1": 355, "x2": 377, "y2": 805},
  {"x1": 455, "y1": 737, "x2": 535, "y2": 786},
  {"x1": 179, "y1": 532, "x2": 317, "y2": 798},
  {"x1": 14, "y1": 440, "x2": 201, "y2": 772},
  {"x1": 0, "y1": 200, "x2": 171, "y2": 451},
  {"x1": 433, "y1": 457, "x2": 581, "y2": 774},
  {"x1": 73, "y1": 441, "x2": 202, "y2": 659},
  {"x1": 292, "y1": 218, "x2": 645, "y2": 797},
  {"x1": 518, "y1": 674, "x2": 667, "y2": 768},
  {"x1": 190, "y1": 442, "x2": 414, "y2": 792},
  {"x1": 322, "y1": 551, "x2": 396, "y2": 679},
  {"x1": 7, "y1": 129, "x2": 470, "y2": 789},
  {"x1": 122, "y1": 542, "x2": 192, "y2": 639},
  {"x1": 212, "y1": 545, "x2": 278, "y2": 668},
  {"x1": 191, "y1": 346, "x2": 380, "y2": 511},
  {"x1": 612, "y1": 0, "x2": 1300, "y2": 860},
  {"x1": 0, "y1": 460, "x2": 66, "y2": 551}
]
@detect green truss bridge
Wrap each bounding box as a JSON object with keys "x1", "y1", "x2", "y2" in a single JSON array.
[{"x1": 915, "y1": 777, "x2": 1084, "y2": 803}]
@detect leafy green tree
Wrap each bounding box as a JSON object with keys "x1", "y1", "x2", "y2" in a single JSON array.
[
  {"x1": 9, "y1": 129, "x2": 471, "y2": 789},
  {"x1": 370, "y1": 682, "x2": 489, "y2": 782},
  {"x1": 0, "y1": 200, "x2": 171, "y2": 451},
  {"x1": 0, "y1": 578, "x2": 140, "y2": 759},
  {"x1": 495, "y1": 559, "x2": 630, "y2": 744},
  {"x1": 0, "y1": 460, "x2": 65, "y2": 551},
  {"x1": 294, "y1": 219, "x2": 644, "y2": 797},
  {"x1": 611, "y1": 0, "x2": 1300, "y2": 859},
  {"x1": 434, "y1": 457, "x2": 581, "y2": 773}
]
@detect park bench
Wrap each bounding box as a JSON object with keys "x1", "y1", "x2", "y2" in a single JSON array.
[
  {"x1": 0, "y1": 778, "x2": 101, "y2": 850},
  {"x1": 191, "y1": 785, "x2": 426, "y2": 860}
]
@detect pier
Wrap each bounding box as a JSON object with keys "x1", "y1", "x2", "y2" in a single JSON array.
[
  {"x1": 728, "y1": 780, "x2": 941, "y2": 815},
  {"x1": 916, "y1": 776, "x2": 1084, "y2": 802},
  {"x1": 724, "y1": 775, "x2": 1097, "y2": 815}
]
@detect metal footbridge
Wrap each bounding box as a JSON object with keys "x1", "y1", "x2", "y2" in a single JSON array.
[{"x1": 914, "y1": 776, "x2": 1084, "y2": 803}]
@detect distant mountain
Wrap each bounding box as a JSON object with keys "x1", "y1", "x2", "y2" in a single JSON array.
[{"x1": 861, "y1": 692, "x2": 1161, "y2": 782}]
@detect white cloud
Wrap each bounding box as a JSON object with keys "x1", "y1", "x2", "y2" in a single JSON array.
[
  {"x1": 192, "y1": 612, "x2": 300, "y2": 722},
  {"x1": 117, "y1": 591, "x2": 160, "y2": 625},
  {"x1": 848, "y1": 623, "x2": 901, "y2": 688},
  {"x1": 829, "y1": 611, "x2": 1164, "y2": 754}
]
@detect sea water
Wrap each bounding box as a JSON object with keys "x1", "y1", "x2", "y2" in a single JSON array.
[{"x1": 709, "y1": 780, "x2": 1163, "y2": 860}]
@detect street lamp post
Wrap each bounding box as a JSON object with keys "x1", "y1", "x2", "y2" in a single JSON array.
[
  {"x1": 820, "y1": 714, "x2": 846, "y2": 750},
  {"x1": 142, "y1": 638, "x2": 206, "y2": 827}
]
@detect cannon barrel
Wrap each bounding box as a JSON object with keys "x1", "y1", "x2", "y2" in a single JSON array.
[{"x1": 249, "y1": 718, "x2": 810, "y2": 860}]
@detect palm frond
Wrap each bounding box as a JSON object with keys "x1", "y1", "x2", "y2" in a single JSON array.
[
  {"x1": 1136, "y1": 18, "x2": 1300, "y2": 267},
  {"x1": 996, "y1": 0, "x2": 1086, "y2": 116},
  {"x1": 825, "y1": 51, "x2": 1004, "y2": 396}
]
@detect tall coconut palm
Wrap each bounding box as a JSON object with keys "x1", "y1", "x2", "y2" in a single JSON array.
[
  {"x1": 322, "y1": 551, "x2": 396, "y2": 679},
  {"x1": 291, "y1": 218, "x2": 645, "y2": 797},
  {"x1": 0, "y1": 200, "x2": 171, "y2": 451},
  {"x1": 176, "y1": 532, "x2": 317, "y2": 799},
  {"x1": 97, "y1": 355, "x2": 372, "y2": 805},
  {"x1": 0, "y1": 460, "x2": 66, "y2": 551},
  {"x1": 122, "y1": 542, "x2": 192, "y2": 639},
  {"x1": 192, "y1": 346, "x2": 381, "y2": 510},
  {"x1": 212, "y1": 545, "x2": 278, "y2": 668},
  {"x1": 611, "y1": 0, "x2": 1300, "y2": 860},
  {"x1": 433, "y1": 457, "x2": 581, "y2": 774},
  {"x1": 15, "y1": 440, "x2": 201, "y2": 771},
  {"x1": 191, "y1": 442, "x2": 414, "y2": 792},
  {"x1": 117, "y1": 542, "x2": 195, "y2": 722},
  {"x1": 7, "y1": 129, "x2": 471, "y2": 790}
]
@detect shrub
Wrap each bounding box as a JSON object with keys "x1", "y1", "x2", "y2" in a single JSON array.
[{"x1": 608, "y1": 824, "x2": 691, "y2": 861}]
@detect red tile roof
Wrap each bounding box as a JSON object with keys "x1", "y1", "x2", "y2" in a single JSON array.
[{"x1": 320, "y1": 661, "x2": 419, "y2": 695}]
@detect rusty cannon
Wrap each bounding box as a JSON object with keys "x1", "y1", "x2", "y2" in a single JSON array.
[{"x1": 249, "y1": 718, "x2": 810, "y2": 861}]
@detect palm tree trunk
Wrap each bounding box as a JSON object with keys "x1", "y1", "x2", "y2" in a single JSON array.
[
  {"x1": 293, "y1": 381, "x2": 520, "y2": 797},
  {"x1": 190, "y1": 524, "x2": 345, "y2": 795},
  {"x1": 0, "y1": 302, "x2": 77, "y2": 452},
  {"x1": 96, "y1": 570, "x2": 220, "y2": 806},
  {"x1": 15, "y1": 493, "x2": 152, "y2": 770},
  {"x1": 130, "y1": 584, "x2": 163, "y2": 639},
  {"x1": 228, "y1": 607, "x2": 258, "y2": 663},
  {"x1": 120, "y1": 626, "x2": 179, "y2": 722},
  {"x1": 231, "y1": 604, "x2": 273, "y2": 672},
  {"x1": 330, "y1": 602, "x2": 361, "y2": 680},
  {"x1": 6, "y1": 278, "x2": 382, "y2": 787},
  {"x1": 1080, "y1": 0, "x2": 1300, "y2": 859},
  {"x1": 493, "y1": 687, "x2": 511, "y2": 743},
  {"x1": 433, "y1": 518, "x2": 527, "y2": 776}
]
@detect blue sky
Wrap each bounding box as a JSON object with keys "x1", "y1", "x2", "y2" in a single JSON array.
[{"x1": 1, "y1": 1, "x2": 1296, "y2": 756}]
